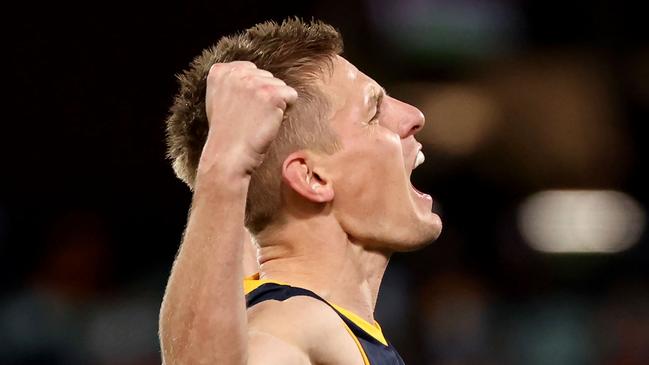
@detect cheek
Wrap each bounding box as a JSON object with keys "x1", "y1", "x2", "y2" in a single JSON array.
[{"x1": 333, "y1": 132, "x2": 405, "y2": 208}]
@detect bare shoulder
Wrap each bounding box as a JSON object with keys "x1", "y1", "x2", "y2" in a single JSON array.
[{"x1": 247, "y1": 296, "x2": 365, "y2": 365}]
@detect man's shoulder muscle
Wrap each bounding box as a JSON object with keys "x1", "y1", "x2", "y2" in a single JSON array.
[{"x1": 247, "y1": 296, "x2": 364, "y2": 365}]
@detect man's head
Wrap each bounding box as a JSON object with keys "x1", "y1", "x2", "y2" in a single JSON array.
[
  {"x1": 285, "y1": 56, "x2": 443, "y2": 251},
  {"x1": 166, "y1": 18, "x2": 441, "y2": 250}
]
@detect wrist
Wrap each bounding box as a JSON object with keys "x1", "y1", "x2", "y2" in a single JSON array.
[
  {"x1": 195, "y1": 142, "x2": 252, "y2": 194},
  {"x1": 198, "y1": 135, "x2": 260, "y2": 175},
  {"x1": 194, "y1": 163, "x2": 251, "y2": 195}
]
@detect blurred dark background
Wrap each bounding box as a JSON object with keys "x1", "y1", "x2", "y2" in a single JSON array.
[{"x1": 2, "y1": 1, "x2": 648, "y2": 364}]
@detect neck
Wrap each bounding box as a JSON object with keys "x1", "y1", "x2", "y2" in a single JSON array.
[{"x1": 256, "y1": 216, "x2": 390, "y2": 324}]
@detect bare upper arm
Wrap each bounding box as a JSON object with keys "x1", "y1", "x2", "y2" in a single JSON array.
[
  {"x1": 246, "y1": 296, "x2": 365, "y2": 365},
  {"x1": 247, "y1": 329, "x2": 311, "y2": 365}
]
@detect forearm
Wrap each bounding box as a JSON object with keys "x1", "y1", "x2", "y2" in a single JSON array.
[
  {"x1": 159, "y1": 59, "x2": 296, "y2": 365},
  {"x1": 160, "y1": 170, "x2": 251, "y2": 365}
]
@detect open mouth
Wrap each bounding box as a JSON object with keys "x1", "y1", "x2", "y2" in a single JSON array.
[
  {"x1": 409, "y1": 147, "x2": 432, "y2": 201},
  {"x1": 410, "y1": 181, "x2": 428, "y2": 196},
  {"x1": 410, "y1": 180, "x2": 432, "y2": 201}
]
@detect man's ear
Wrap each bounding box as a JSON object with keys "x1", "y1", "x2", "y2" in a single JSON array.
[{"x1": 282, "y1": 151, "x2": 334, "y2": 203}]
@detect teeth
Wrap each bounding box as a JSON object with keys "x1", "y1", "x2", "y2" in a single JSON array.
[{"x1": 414, "y1": 150, "x2": 425, "y2": 169}]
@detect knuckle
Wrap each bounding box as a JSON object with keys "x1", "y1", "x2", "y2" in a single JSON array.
[
  {"x1": 258, "y1": 86, "x2": 284, "y2": 106},
  {"x1": 240, "y1": 74, "x2": 255, "y2": 85},
  {"x1": 241, "y1": 61, "x2": 257, "y2": 68},
  {"x1": 230, "y1": 60, "x2": 257, "y2": 69},
  {"x1": 208, "y1": 63, "x2": 224, "y2": 78},
  {"x1": 227, "y1": 67, "x2": 248, "y2": 82},
  {"x1": 255, "y1": 85, "x2": 274, "y2": 100}
]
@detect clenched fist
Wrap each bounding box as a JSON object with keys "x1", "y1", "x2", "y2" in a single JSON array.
[{"x1": 198, "y1": 61, "x2": 298, "y2": 181}]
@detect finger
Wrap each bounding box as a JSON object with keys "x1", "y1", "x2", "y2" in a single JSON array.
[
  {"x1": 239, "y1": 75, "x2": 286, "y2": 91},
  {"x1": 275, "y1": 85, "x2": 299, "y2": 107},
  {"x1": 227, "y1": 60, "x2": 257, "y2": 69},
  {"x1": 261, "y1": 86, "x2": 294, "y2": 111},
  {"x1": 249, "y1": 69, "x2": 274, "y2": 78},
  {"x1": 256, "y1": 77, "x2": 287, "y2": 87},
  {"x1": 208, "y1": 61, "x2": 257, "y2": 79}
]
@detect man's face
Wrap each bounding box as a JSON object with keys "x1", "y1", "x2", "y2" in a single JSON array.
[{"x1": 319, "y1": 56, "x2": 442, "y2": 251}]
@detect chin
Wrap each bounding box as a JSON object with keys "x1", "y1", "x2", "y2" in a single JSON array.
[
  {"x1": 421, "y1": 214, "x2": 443, "y2": 246},
  {"x1": 385, "y1": 213, "x2": 443, "y2": 253}
]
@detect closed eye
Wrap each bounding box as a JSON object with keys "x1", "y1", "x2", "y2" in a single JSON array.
[
  {"x1": 369, "y1": 107, "x2": 380, "y2": 124},
  {"x1": 368, "y1": 91, "x2": 384, "y2": 124}
]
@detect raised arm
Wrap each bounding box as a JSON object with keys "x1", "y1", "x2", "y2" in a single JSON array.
[{"x1": 159, "y1": 61, "x2": 297, "y2": 365}]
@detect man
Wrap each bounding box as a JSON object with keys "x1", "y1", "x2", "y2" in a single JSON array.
[{"x1": 159, "y1": 18, "x2": 442, "y2": 365}]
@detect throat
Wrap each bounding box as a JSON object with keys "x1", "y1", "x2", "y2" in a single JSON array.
[
  {"x1": 254, "y1": 218, "x2": 391, "y2": 325},
  {"x1": 258, "y1": 244, "x2": 389, "y2": 325}
]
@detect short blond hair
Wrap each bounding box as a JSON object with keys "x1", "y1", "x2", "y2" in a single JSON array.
[{"x1": 165, "y1": 18, "x2": 343, "y2": 234}]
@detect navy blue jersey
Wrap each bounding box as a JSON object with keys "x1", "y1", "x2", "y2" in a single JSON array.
[{"x1": 244, "y1": 277, "x2": 405, "y2": 365}]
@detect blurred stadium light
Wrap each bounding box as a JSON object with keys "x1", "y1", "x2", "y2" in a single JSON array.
[
  {"x1": 517, "y1": 190, "x2": 646, "y2": 253},
  {"x1": 414, "y1": 83, "x2": 500, "y2": 156},
  {"x1": 365, "y1": 0, "x2": 522, "y2": 61}
]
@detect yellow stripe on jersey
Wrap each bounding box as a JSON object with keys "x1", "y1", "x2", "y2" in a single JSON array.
[
  {"x1": 243, "y1": 274, "x2": 388, "y2": 363},
  {"x1": 330, "y1": 303, "x2": 388, "y2": 346},
  {"x1": 243, "y1": 273, "x2": 289, "y2": 295},
  {"x1": 341, "y1": 322, "x2": 372, "y2": 365}
]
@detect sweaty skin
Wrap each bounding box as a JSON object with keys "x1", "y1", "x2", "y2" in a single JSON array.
[{"x1": 159, "y1": 56, "x2": 442, "y2": 365}]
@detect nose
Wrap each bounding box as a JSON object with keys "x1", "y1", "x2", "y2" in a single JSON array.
[{"x1": 391, "y1": 97, "x2": 425, "y2": 139}]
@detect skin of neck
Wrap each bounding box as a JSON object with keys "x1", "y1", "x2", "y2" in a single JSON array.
[{"x1": 255, "y1": 213, "x2": 390, "y2": 324}]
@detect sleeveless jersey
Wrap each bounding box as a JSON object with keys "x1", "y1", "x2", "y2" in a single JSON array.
[{"x1": 244, "y1": 275, "x2": 406, "y2": 365}]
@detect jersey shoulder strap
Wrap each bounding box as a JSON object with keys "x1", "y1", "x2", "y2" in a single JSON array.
[
  {"x1": 244, "y1": 277, "x2": 406, "y2": 365},
  {"x1": 246, "y1": 281, "x2": 322, "y2": 306}
]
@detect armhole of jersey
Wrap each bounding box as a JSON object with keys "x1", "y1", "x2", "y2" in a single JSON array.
[
  {"x1": 341, "y1": 322, "x2": 371, "y2": 365},
  {"x1": 244, "y1": 276, "x2": 372, "y2": 365}
]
